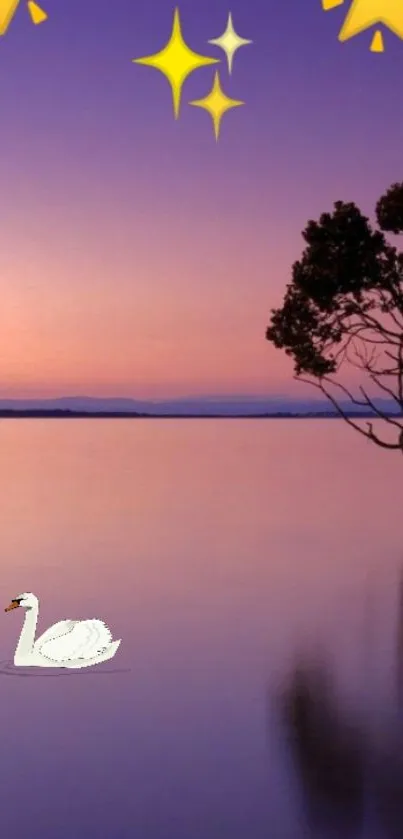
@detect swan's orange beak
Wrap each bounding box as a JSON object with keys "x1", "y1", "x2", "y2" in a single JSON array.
[{"x1": 5, "y1": 599, "x2": 20, "y2": 612}]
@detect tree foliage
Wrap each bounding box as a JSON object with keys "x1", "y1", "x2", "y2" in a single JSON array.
[{"x1": 266, "y1": 183, "x2": 403, "y2": 451}]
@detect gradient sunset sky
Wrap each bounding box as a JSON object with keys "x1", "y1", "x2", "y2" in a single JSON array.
[{"x1": 1, "y1": 0, "x2": 402, "y2": 399}]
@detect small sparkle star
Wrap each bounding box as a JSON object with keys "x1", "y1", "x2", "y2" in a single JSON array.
[
  {"x1": 133, "y1": 7, "x2": 219, "y2": 118},
  {"x1": 189, "y1": 70, "x2": 244, "y2": 140},
  {"x1": 208, "y1": 12, "x2": 252, "y2": 74}
]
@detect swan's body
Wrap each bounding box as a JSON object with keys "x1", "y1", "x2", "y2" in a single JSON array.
[{"x1": 5, "y1": 593, "x2": 121, "y2": 668}]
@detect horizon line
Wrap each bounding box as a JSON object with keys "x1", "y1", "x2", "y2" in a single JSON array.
[{"x1": 0, "y1": 393, "x2": 395, "y2": 404}]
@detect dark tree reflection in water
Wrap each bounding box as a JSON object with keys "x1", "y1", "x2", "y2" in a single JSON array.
[
  {"x1": 277, "y1": 569, "x2": 403, "y2": 839},
  {"x1": 280, "y1": 663, "x2": 366, "y2": 836}
]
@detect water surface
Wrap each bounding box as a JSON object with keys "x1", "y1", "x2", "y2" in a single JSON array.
[{"x1": 0, "y1": 419, "x2": 401, "y2": 838}]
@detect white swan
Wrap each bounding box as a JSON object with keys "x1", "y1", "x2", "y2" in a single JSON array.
[{"x1": 5, "y1": 592, "x2": 121, "y2": 668}]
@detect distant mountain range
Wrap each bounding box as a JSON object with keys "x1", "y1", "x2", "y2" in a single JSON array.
[{"x1": 0, "y1": 396, "x2": 398, "y2": 417}]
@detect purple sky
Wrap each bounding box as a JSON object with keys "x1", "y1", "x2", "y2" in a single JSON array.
[{"x1": 1, "y1": 0, "x2": 402, "y2": 398}]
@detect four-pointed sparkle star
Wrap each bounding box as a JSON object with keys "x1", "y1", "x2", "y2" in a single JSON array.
[
  {"x1": 208, "y1": 11, "x2": 252, "y2": 74},
  {"x1": 133, "y1": 7, "x2": 219, "y2": 118},
  {"x1": 189, "y1": 70, "x2": 244, "y2": 140}
]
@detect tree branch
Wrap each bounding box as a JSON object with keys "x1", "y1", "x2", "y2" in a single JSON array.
[
  {"x1": 369, "y1": 373, "x2": 403, "y2": 410},
  {"x1": 358, "y1": 385, "x2": 403, "y2": 429},
  {"x1": 296, "y1": 376, "x2": 403, "y2": 450}
]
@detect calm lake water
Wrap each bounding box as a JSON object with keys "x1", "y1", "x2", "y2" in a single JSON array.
[{"x1": 0, "y1": 419, "x2": 402, "y2": 838}]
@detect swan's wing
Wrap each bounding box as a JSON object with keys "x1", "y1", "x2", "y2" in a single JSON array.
[
  {"x1": 38, "y1": 619, "x2": 113, "y2": 663},
  {"x1": 34, "y1": 620, "x2": 79, "y2": 650}
]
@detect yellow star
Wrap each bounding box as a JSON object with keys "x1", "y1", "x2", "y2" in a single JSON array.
[
  {"x1": 323, "y1": 0, "x2": 403, "y2": 52},
  {"x1": 0, "y1": 0, "x2": 19, "y2": 34},
  {"x1": 322, "y1": 0, "x2": 344, "y2": 8},
  {"x1": 0, "y1": 0, "x2": 47, "y2": 35},
  {"x1": 133, "y1": 7, "x2": 219, "y2": 119},
  {"x1": 189, "y1": 70, "x2": 244, "y2": 140},
  {"x1": 27, "y1": 1, "x2": 47, "y2": 24},
  {"x1": 208, "y1": 12, "x2": 252, "y2": 74}
]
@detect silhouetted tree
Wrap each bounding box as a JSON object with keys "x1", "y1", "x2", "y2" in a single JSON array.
[{"x1": 266, "y1": 182, "x2": 403, "y2": 452}]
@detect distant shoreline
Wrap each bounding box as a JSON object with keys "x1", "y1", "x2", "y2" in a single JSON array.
[{"x1": 0, "y1": 410, "x2": 393, "y2": 419}]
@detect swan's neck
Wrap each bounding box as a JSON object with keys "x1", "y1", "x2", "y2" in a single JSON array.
[{"x1": 15, "y1": 605, "x2": 38, "y2": 662}]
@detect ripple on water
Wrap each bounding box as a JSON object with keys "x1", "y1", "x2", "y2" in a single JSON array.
[{"x1": 0, "y1": 659, "x2": 130, "y2": 677}]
